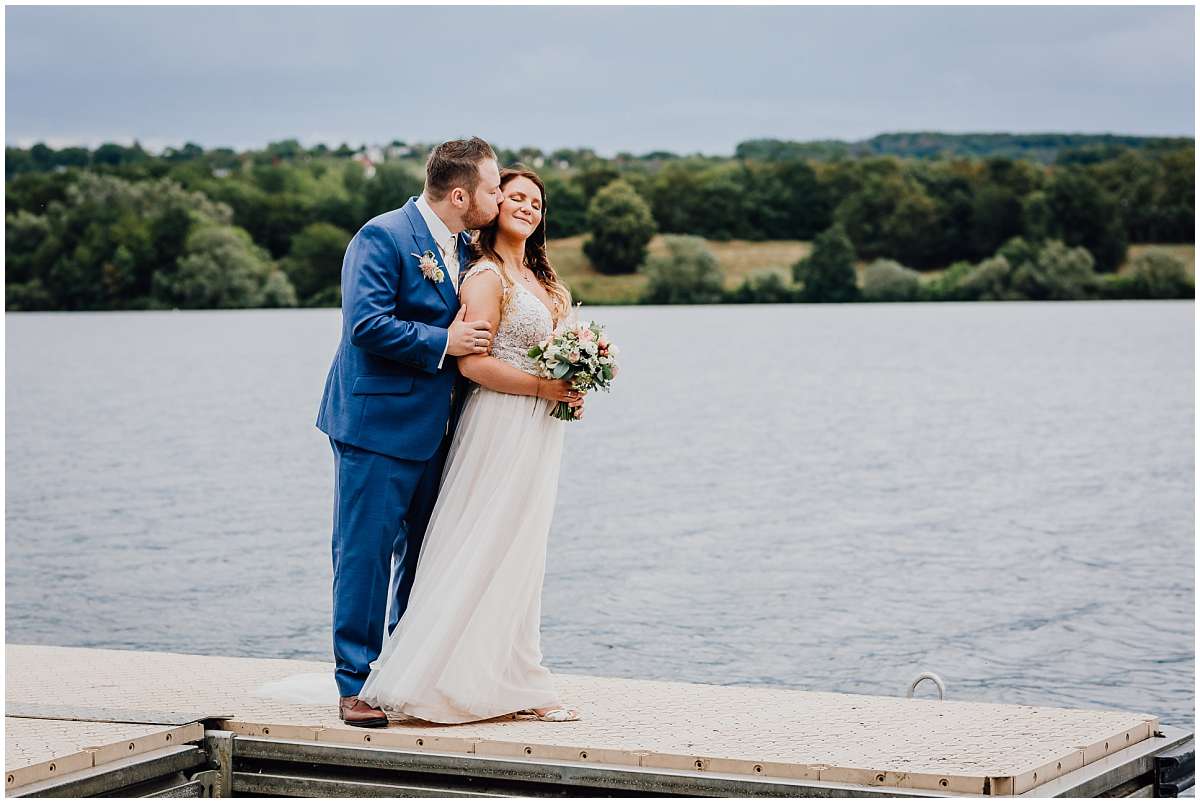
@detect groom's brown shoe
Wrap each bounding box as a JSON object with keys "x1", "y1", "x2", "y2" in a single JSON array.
[{"x1": 339, "y1": 696, "x2": 388, "y2": 728}]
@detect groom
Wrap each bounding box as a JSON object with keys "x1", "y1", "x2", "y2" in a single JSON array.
[{"x1": 317, "y1": 137, "x2": 503, "y2": 727}]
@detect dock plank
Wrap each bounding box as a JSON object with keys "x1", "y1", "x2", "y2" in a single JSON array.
[
  {"x1": 4, "y1": 716, "x2": 203, "y2": 789},
  {"x1": 5, "y1": 644, "x2": 1160, "y2": 795}
]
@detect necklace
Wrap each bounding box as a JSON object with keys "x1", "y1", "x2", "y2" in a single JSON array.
[{"x1": 499, "y1": 255, "x2": 541, "y2": 290}]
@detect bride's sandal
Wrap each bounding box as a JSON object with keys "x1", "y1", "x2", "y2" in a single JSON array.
[{"x1": 513, "y1": 707, "x2": 581, "y2": 722}]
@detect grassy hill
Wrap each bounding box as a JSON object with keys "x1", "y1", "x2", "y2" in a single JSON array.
[
  {"x1": 550, "y1": 237, "x2": 1195, "y2": 305},
  {"x1": 550, "y1": 236, "x2": 812, "y2": 304}
]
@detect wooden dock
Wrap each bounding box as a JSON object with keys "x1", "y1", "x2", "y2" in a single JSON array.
[{"x1": 4, "y1": 644, "x2": 1194, "y2": 797}]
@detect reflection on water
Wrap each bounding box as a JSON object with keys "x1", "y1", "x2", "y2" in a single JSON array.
[{"x1": 6, "y1": 301, "x2": 1194, "y2": 730}]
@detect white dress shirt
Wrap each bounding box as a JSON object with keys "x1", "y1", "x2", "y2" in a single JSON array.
[{"x1": 415, "y1": 194, "x2": 461, "y2": 368}]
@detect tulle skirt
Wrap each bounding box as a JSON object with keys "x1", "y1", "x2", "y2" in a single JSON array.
[{"x1": 351, "y1": 386, "x2": 566, "y2": 723}]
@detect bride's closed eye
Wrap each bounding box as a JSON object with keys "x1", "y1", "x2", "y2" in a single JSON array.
[{"x1": 507, "y1": 192, "x2": 541, "y2": 210}]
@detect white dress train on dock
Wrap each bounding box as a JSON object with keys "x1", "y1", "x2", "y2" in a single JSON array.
[{"x1": 255, "y1": 260, "x2": 568, "y2": 723}]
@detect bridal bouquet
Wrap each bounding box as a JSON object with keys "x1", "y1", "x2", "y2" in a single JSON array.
[{"x1": 527, "y1": 319, "x2": 620, "y2": 421}]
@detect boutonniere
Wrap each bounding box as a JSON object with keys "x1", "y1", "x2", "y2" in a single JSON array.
[{"x1": 412, "y1": 250, "x2": 445, "y2": 283}]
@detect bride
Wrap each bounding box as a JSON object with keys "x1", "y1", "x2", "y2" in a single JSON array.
[{"x1": 259, "y1": 166, "x2": 584, "y2": 723}]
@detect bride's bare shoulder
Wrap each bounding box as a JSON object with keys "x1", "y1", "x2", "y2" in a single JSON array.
[{"x1": 462, "y1": 259, "x2": 504, "y2": 285}]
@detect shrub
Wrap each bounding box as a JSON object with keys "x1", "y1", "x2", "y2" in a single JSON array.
[
  {"x1": 956, "y1": 256, "x2": 1013, "y2": 301},
  {"x1": 641, "y1": 235, "x2": 725, "y2": 304},
  {"x1": 582, "y1": 180, "x2": 656, "y2": 275},
  {"x1": 726, "y1": 271, "x2": 797, "y2": 303},
  {"x1": 996, "y1": 236, "x2": 1039, "y2": 270},
  {"x1": 861, "y1": 259, "x2": 921, "y2": 302},
  {"x1": 6, "y1": 279, "x2": 54, "y2": 311},
  {"x1": 1123, "y1": 250, "x2": 1194, "y2": 299},
  {"x1": 1009, "y1": 240, "x2": 1097, "y2": 300},
  {"x1": 792, "y1": 222, "x2": 859, "y2": 302},
  {"x1": 924, "y1": 260, "x2": 973, "y2": 301}
]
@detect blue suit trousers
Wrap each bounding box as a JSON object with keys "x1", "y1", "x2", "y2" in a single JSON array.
[{"x1": 329, "y1": 435, "x2": 449, "y2": 698}]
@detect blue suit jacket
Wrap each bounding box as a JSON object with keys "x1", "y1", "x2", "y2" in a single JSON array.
[{"x1": 317, "y1": 198, "x2": 473, "y2": 462}]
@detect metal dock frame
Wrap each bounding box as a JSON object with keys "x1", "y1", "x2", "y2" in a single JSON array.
[{"x1": 12, "y1": 720, "x2": 1191, "y2": 797}]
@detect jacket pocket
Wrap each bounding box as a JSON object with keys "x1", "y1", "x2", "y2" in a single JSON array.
[{"x1": 351, "y1": 374, "x2": 416, "y2": 395}]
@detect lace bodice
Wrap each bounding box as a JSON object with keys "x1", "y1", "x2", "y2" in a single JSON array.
[{"x1": 460, "y1": 260, "x2": 555, "y2": 375}]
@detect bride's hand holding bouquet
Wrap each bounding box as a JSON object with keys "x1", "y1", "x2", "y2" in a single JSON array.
[{"x1": 527, "y1": 317, "x2": 620, "y2": 421}]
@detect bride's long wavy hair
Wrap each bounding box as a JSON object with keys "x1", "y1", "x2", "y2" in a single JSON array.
[{"x1": 470, "y1": 166, "x2": 571, "y2": 324}]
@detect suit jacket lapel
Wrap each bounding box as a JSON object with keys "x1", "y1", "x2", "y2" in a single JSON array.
[{"x1": 402, "y1": 200, "x2": 459, "y2": 311}]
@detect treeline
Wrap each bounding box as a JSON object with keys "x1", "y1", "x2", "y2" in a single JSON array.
[
  {"x1": 735, "y1": 132, "x2": 1193, "y2": 164},
  {"x1": 4, "y1": 134, "x2": 1194, "y2": 310}
]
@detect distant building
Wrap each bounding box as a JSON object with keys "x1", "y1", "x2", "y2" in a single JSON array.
[{"x1": 352, "y1": 152, "x2": 377, "y2": 179}]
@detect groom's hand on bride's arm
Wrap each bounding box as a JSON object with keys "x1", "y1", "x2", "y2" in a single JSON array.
[{"x1": 446, "y1": 305, "x2": 493, "y2": 357}]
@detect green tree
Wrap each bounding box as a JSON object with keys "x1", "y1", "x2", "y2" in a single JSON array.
[
  {"x1": 582, "y1": 180, "x2": 656, "y2": 275},
  {"x1": 6, "y1": 146, "x2": 36, "y2": 176},
  {"x1": 690, "y1": 164, "x2": 752, "y2": 240},
  {"x1": 641, "y1": 235, "x2": 725, "y2": 304},
  {"x1": 5, "y1": 210, "x2": 50, "y2": 285},
  {"x1": 1046, "y1": 168, "x2": 1127, "y2": 272},
  {"x1": 861, "y1": 259, "x2": 921, "y2": 302},
  {"x1": 541, "y1": 175, "x2": 587, "y2": 238},
  {"x1": 834, "y1": 166, "x2": 943, "y2": 267},
  {"x1": 6, "y1": 169, "x2": 78, "y2": 214},
  {"x1": 1156, "y1": 148, "x2": 1195, "y2": 242},
  {"x1": 971, "y1": 185, "x2": 1024, "y2": 259},
  {"x1": 362, "y1": 162, "x2": 423, "y2": 219},
  {"x1": 206, "y1": 181, "x2": 313, "y2": 259},
  {"x1": 646, "y1": 161, "x2": 705, "y2": 234},
  {"x1": 911, "y1": 160, "x2": 975, "y2": 266},
  {"x1": 30, "y1": 143, "x2": 55, "y2": 169},
  {"x1": 56, "y1": 147, "x2": 90, "y2": 168},
  {"x1": 283, "y1": 222, "x2": 351, "y2": 302},
  {"x1": 1020, "y1": 191, "x2": 1053, "y2": 242},
  {"x1": 576, "y1": 161, "x2": 621, "y2": 200},
  {"x1": 9, "y1": 173, "x2": 228, "y2": 310},
  {"x1": 792, "y1": 223, "x2": 859, "y2": 302},
  {"x1": 153, "y1": 225, "x2": 296, "y2": 309},
  {"x1": 93, "y1": 141, "x2": 149, "y2": 167},
  {"x1": 772, "y1": 159, "x2": 832, "y2": 239}
]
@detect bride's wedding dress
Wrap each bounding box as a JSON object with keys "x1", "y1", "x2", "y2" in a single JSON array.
[{"x1": 255, "y1": 260, "x2": 569, "y2": 723}]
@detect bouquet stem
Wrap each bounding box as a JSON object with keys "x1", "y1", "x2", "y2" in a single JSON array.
[{"x1": 550, "y1": 401, "x2": 576, "y2": 421}]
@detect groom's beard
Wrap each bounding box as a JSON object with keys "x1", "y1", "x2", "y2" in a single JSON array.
[{"x1": 461, "y1": 197, "x2": 497, "y2": 231}]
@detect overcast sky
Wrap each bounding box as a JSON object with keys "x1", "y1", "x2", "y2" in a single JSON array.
[{"x1": 6, "y1": 5, "x2": 1194, "y2": 156}]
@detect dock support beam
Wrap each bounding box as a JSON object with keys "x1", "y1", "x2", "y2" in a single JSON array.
[{"x1": 203, "y1": 731, "x2": 234, "y2": 798}]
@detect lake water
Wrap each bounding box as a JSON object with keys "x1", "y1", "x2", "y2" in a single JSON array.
[{"x1": 6, "y1": 302, "x2": 1194, "y2": 732}]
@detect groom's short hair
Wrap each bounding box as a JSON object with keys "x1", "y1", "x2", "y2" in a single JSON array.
[{"x1": 425, "y1": 137, "x2": 496, "y2": 201}]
